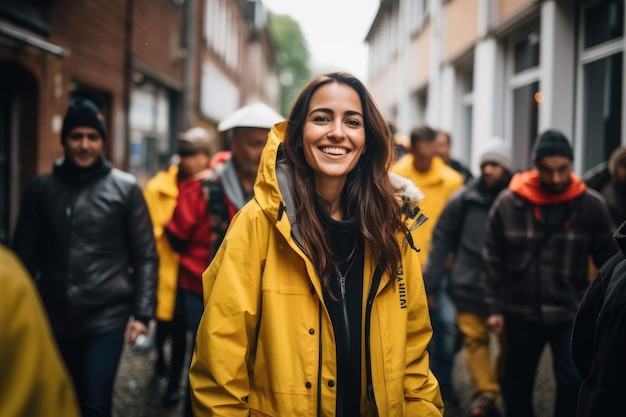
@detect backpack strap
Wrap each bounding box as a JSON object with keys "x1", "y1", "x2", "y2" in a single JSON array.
[{"x1": 201, "y1": 177, "x2": 230, "y2": 256}]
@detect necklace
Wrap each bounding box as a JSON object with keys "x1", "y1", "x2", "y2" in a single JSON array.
[
  {"x1": 337, "y1": 253, "x2": 358, "y2": 281},
  {"x1": 335, "y1": 253, "x2": 358, "y2": 301},
  {"x1": 334, "y1": 238, "x2": 359, "y2": 280}
]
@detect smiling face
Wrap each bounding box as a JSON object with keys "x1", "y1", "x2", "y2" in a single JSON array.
[
  {"x1": 302, "y1": 82, "x2": 366, "y2": 192},
  {"x1": 64, "y1": 126, "x2": 104, "y2": 168}
]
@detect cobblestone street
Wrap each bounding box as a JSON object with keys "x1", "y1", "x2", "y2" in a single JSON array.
[
  {"x1": 113, "y1": 333, "x2": 556, "y2": 417},
  {"x1": 444, "y1": 346, "x2": 556, "y2": 417},
  {"x1": 113, "y1": 340, "x2": 187, "y2": 417}
]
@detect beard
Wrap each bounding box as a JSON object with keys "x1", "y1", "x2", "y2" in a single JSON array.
[
  {"x1": 540, "y1": 180, "x2": 570, "y2": 194},
  {"x1": 242, "y1": 162, "x2": 260, "y2": 177},
  {"x1": 483, "y1": 173, "x2": 512, "y2": 194}
]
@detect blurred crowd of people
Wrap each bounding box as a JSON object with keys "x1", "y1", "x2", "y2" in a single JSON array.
[{"x1": 4, "y1": 71, "x2": 626, "y2": 417}]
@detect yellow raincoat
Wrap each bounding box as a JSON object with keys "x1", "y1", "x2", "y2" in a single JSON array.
[
  {"x1": 391, "y1": 155, "x2": 463, "y2": 266},
  {"x1": 0, "y1": 245, "x2": 80, "y2": 417},
  {"x1": 143, "y1": 164, "x2": 180, "y2": 321},
  {"x1": 190, "y1": 122, "x2": 444, "y2": 416}
]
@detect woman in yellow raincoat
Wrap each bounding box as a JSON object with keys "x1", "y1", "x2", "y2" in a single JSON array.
[{"x1": 189, "y1": 72, "x2": 443, "y2": 417}]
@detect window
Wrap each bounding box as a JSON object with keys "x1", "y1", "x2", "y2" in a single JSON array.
[
  {"x1": 579, "y1": 0, "x2": 624, "y2": 171},
  {"x1": 506, "y1": 25, "x2": 541, "y2": 170},
  {"x1": 411, "y1": 87, "x2": 428, "y2": 126},
  {"x1": 409, "y1": 0, "x2": 430, "y2": 34},
  {"x1": 204, "y1": 0, "x2": 216, "y2": 44},
  {"x1": 129, "y1": 80, "x2": 174, "y2": 182},
  {"x1": 582, "y1": 52, "x2": 623, "y2": 170},
  {"x1": 512, "y1": 81, "x2": 540, "y2": 169},
  {"x1": 584, "y1": 0, "x2": 624, "y2": 49},
  {"x1": 514, "y1": 31, "x2": 540, "y2": 73},
  {"x1": 455, "y1": 67, "x2": 474, "y2": 165},
  {"x1": 463, "y1": 68, "x2": 474, "y2": 94},
  {"x1": 205, "y1": 0, "x2": 240, "y2": 72}
]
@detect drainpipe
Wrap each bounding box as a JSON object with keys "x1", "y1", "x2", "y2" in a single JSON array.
[{"x1": 122, "y1": 0, "x2": 134, "y2": 170}]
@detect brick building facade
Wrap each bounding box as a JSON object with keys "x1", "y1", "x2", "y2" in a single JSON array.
[{"x1": 0, "y1": 0, "x2": 280, "y2": 243}]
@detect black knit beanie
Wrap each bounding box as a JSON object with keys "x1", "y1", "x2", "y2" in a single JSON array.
[
  {"x1": 61, "y1": 99, "x2": 107, "y2": 144},
  {"x1": 532, "y1": 129, "x2": 573, "y2": 162}
]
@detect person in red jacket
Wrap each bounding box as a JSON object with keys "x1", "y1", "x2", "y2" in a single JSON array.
[
  {"x1": 144, "y1": 127, "x2": 220, "y2": 407},
  {"x1": 169, "y1": 103, "x2": 282, "y2": 417},
  {"x1": 165, "y1": 128, "x2": 234, "y2": 330}
]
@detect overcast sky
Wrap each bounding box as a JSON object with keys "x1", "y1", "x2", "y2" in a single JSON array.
[{"x1": 262, "y1": 0, "x2": 380, "y2": 82}]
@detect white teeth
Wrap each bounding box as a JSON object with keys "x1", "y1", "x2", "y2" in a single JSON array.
[{"x1": 319, "y1": 147, "x2": 347, "y2": 155}]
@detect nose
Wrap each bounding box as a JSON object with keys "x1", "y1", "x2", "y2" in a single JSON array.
[
  {"x1": 79, "y1": 137, "x2": 91, "y2": 148},
  {"x1": 253, "y1": 148, "x2": 264, "y2": 163},
  {"x1": 549, "y1": 171, "x2": 562, "y2": 184},
  {"x1": 327, "y1": 120, "x2": 346, "y2": 141}
]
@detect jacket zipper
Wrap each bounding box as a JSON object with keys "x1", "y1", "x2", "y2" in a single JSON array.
[
  {"x1": 316, "y1": 302, "x2": 323, "y2": 417},
  {"x1": 364, "y1": 266, "x2": 383, "y2": 402},
  {"x1": 283, "y1": 201, "x2": 423, "y2": 411},
  {"x1": 286, "y1": 214, "x2": 352, "y2": 416},
  {"x1": 337, "y1": 276, "x2": 349, "y2": 417},
  {"x1": 338, "y1": 276, "x2": 350, "y2": 354},
  {"x1": 65, "y1": 189, "x2": 77, "y2": 297}
]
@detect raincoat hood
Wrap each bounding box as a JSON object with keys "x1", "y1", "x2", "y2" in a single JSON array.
[{"x1": 509, "y1": 169, "x2": 586, "y2": 205}]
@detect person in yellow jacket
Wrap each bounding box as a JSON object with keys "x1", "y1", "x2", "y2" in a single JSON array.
[
  {"x1": 390, "y1": 125, "x2": 464, "y2": 266},
  {"x1": 189, "y1": 72, "x2": 443, "y2": 417},
  {"x1": 0, "y1": 244, "x2": 80, "y2": 417},
  {"x1": 391, "y1": 125, "x2": 464, "y2": 407},
  {"x1": 143, "y1": 127, "x2": 216, "y2": 406}
]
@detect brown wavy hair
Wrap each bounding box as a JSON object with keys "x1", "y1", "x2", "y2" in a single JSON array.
[{"x1": 281, "y1": 72, "x2": 408, "y2": 289}]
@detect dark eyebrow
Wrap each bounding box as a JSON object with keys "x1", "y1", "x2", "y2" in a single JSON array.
[
  {"x1": 345, "y1": 110, "x2": 364, "y2": 118},
  {"x1": 308, "y1": 108, "x2": 364, "y2": 118}
]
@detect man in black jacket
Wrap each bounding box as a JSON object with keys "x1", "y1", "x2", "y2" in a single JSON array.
[
  {"x1": 424, "y1": 139, "x2": 512, "y2": 417},
  {"x1": 12, "y1": 99, "x2": 158, "y2": 417},
  {"x1": 572, "y1": 220, "x2": 626, "y2": 417}
]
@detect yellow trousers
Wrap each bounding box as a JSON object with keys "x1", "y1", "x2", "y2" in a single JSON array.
[{"x1": 456, "y1": 310, "x2": 501, "y2": 398}]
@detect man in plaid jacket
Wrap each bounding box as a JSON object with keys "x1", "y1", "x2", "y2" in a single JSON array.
[{"x1": 482, "y1": 129, "x2": 618, "y2": 417}]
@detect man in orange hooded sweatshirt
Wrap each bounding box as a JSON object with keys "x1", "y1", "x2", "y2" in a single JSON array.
[{"x1": 482, "y1": 129, "x2": 618, "y2": 417}]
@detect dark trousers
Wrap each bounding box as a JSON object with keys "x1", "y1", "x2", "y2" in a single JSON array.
[
  {"x1": 183, "y1": 289, "x2": 205, "y2": 417},
  {"x1": 56, "y1": 326, "x2": 126, "y2": 417},
  {"x1": 501, "y1": 316, "x2": 581, "y2": 417},
  {"x1": 155, "y1": 289, "x2": 188, "y2": 394},
  {"x1": 429, "y1": 274, "x2": 460, "y2": 387}
]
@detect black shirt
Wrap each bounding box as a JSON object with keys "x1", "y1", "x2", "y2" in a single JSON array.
[{"x1": 316, "y1": 201, "x2": 364, "y2": 417}]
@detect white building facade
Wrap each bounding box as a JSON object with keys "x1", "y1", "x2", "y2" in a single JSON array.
[{"x1": 366, "y1": 0, "x2": 625, "y2": 175}]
